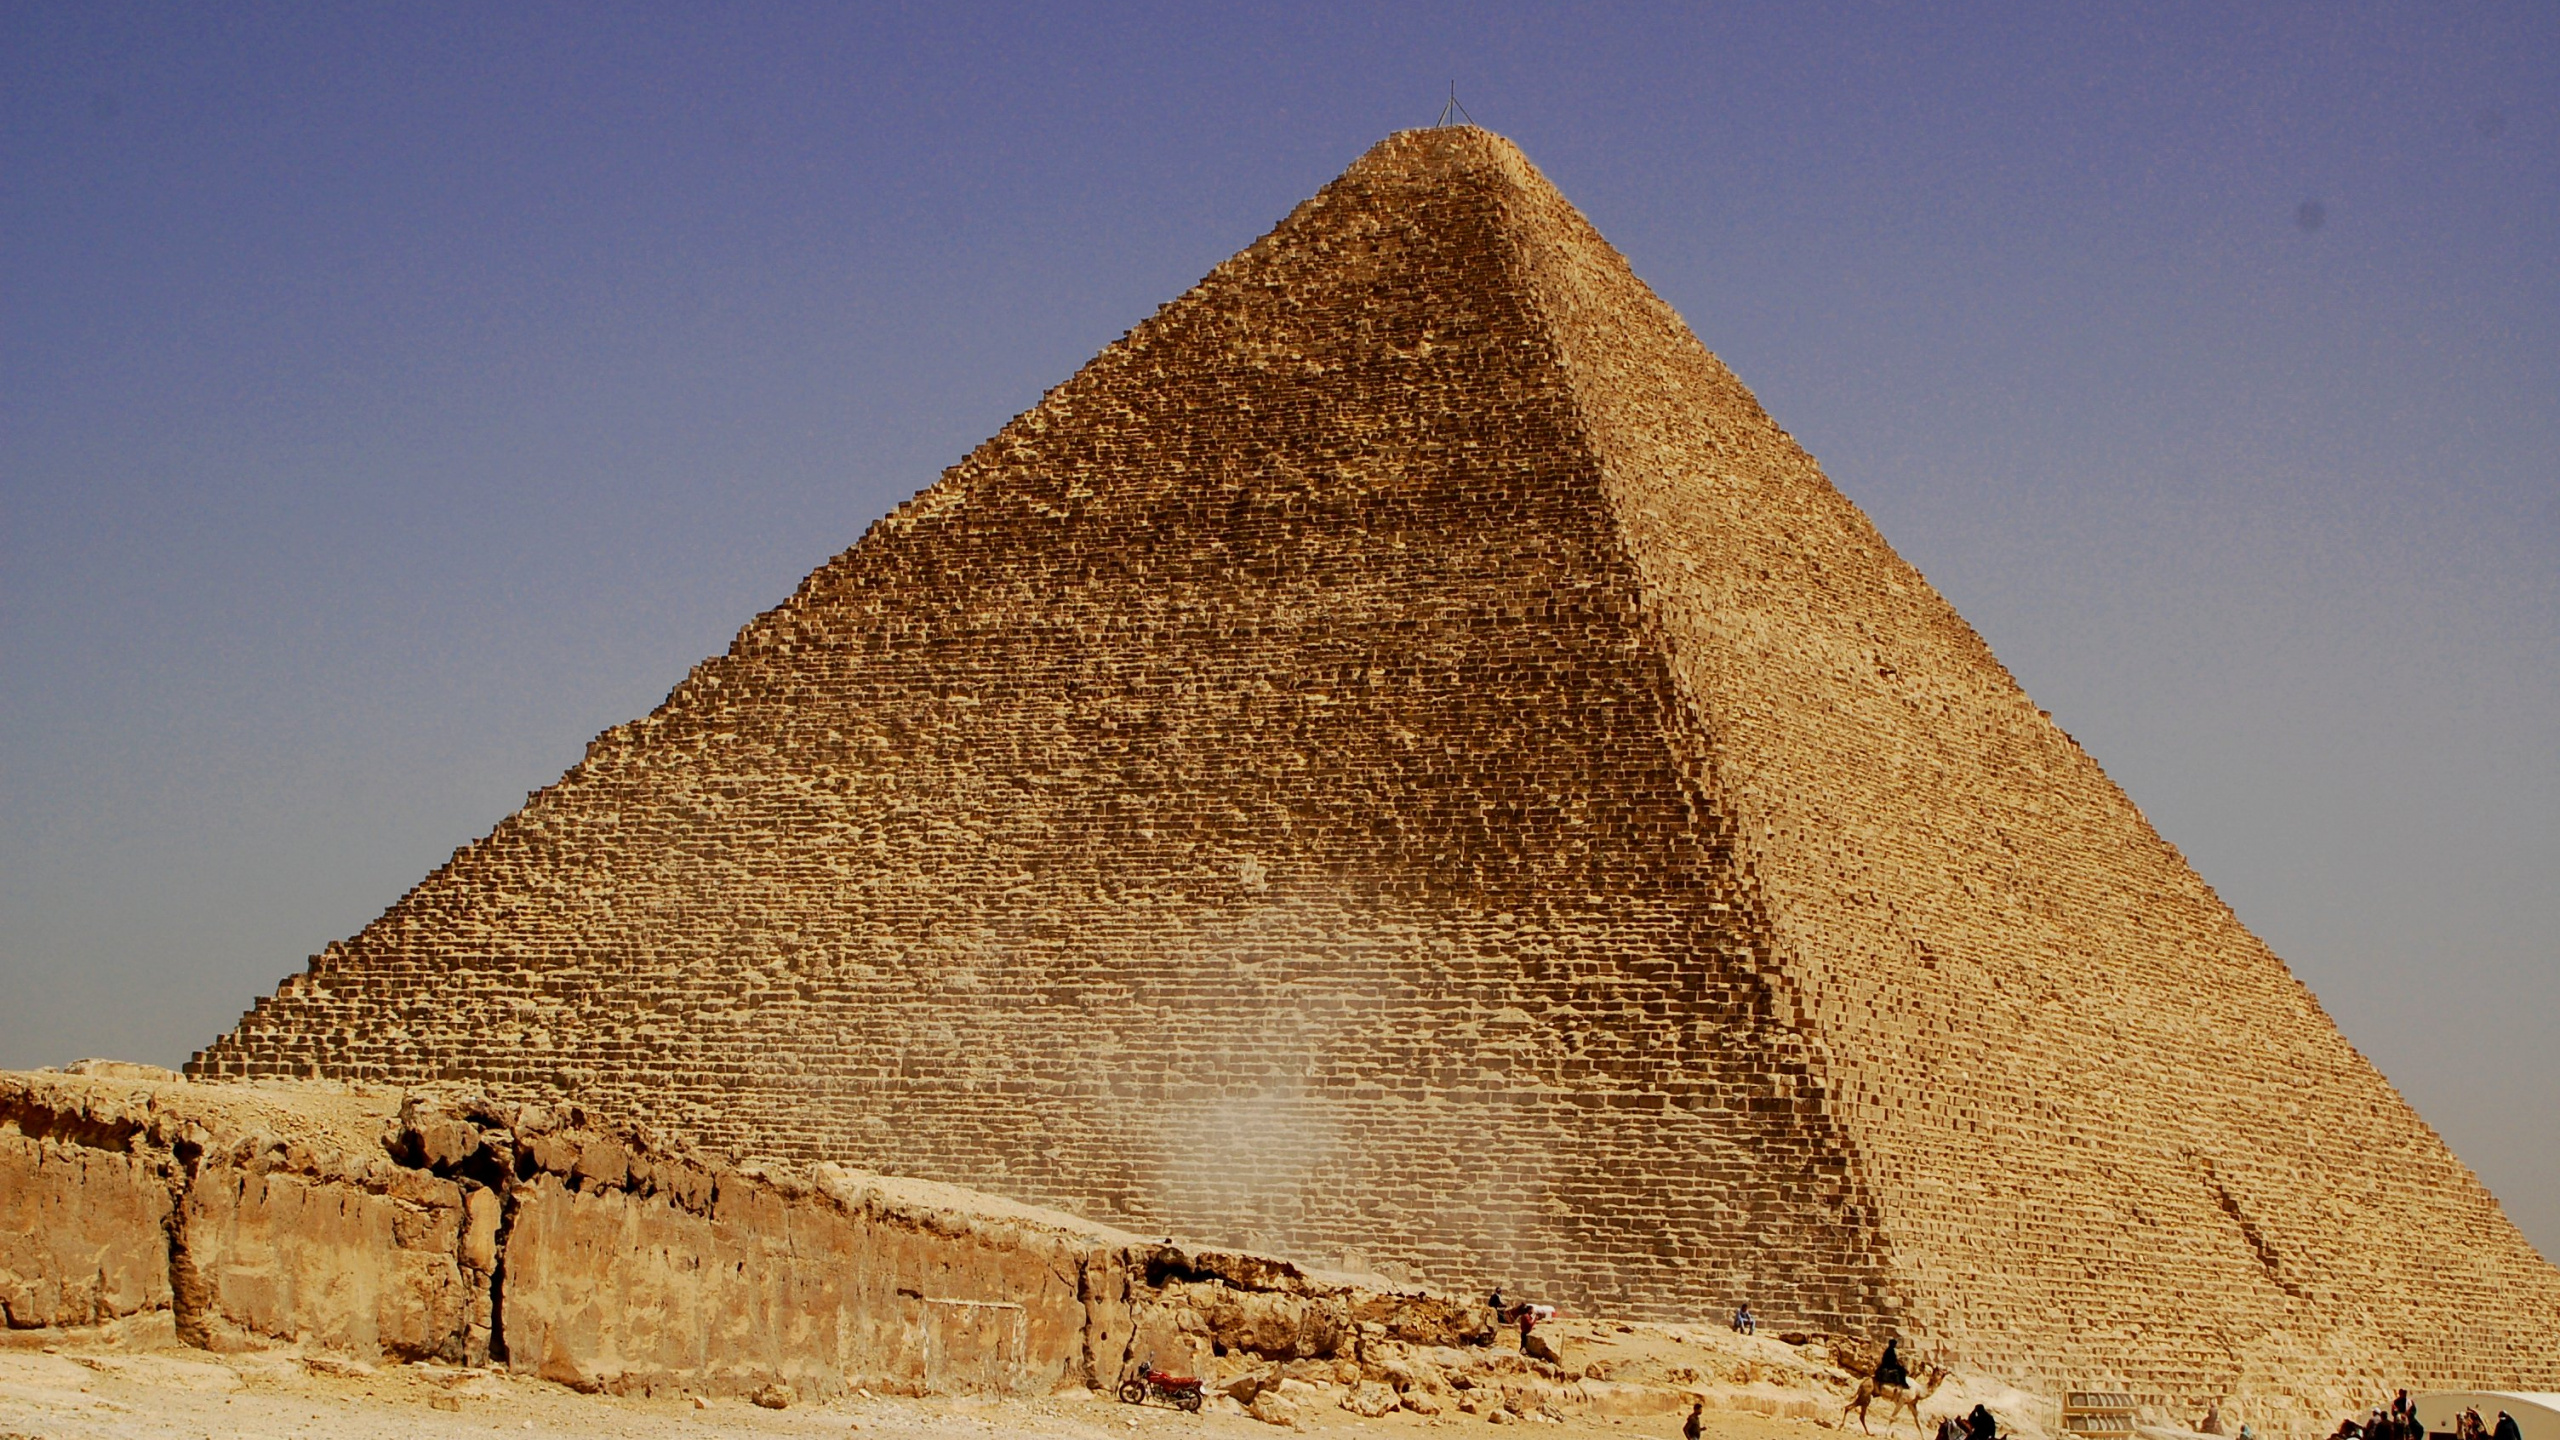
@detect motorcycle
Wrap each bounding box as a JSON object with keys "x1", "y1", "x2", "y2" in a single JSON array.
[{"x1": 1119, "y1": 1356, "x2": 1205, "y2": 1413}]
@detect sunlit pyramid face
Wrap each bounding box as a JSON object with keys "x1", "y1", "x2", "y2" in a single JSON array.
[{"x1": 190, "y1": 127, "x2": 2560, "y2": 1425}]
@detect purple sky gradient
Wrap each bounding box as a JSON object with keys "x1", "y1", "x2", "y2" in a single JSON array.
[{"x1": 5, "y1": 4, "x2": 2554, "y2": 1255}]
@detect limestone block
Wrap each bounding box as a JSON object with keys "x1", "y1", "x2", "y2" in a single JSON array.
[
  {"x1": 177, "y1": 1161, "x2": 472, "y2": 1362},
  {"x1": 1170, "y1": 1280, "x2": 1345, "y2": 1359},
  {"x1": 1127, "y1": 1299, "x2": 1215, "y2": 1384},
  {"x1": 923, "y1": 1299, "x2": 1027, "y2": 1395},
  {"x1": 0, "y1": 1131, "x2": 172, "y2": 1329},
  {"x1": 496, "y1": 1154, "x2": 1088, "y2": 1400},
  {"x1": 498, "y1": 1174, "x2": 749, "y2": 1395},
  {"x1": 1346, "y1": 1380, "x2": 1402, "y2": 1416}
]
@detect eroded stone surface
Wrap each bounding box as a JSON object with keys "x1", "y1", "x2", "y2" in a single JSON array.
[
  {"x1": 0, "y1": 1131, "x2": 171, "y2": 1329},
  {"x1": 0, "y1": 1071, "x2": 1481, "y2": 1402}
]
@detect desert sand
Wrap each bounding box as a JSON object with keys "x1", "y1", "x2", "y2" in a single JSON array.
[{"x1": 0, "y1": 1309, "x2": 2066, "y2": 1440}]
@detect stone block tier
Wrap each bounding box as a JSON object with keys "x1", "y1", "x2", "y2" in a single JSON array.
[{"x1": 186, "y1": 126, "x2": 2560, "y2": 1427}]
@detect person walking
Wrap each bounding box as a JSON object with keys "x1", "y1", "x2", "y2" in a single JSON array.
[
  {"x1": 1686, "y1": 1399, "x2": 1706, "y2": 1440},
  {"x1": 2493, "y1": 1413, "x2": 2522, "y2": 1440}
]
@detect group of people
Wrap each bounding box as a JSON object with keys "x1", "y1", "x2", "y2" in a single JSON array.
[
  {"x1": 1683, "y1": 1317, "x2": 2531, "y2": 1440},
  {"x1": 1486, "y1": 1287, "x2": 1563, "y2": 1364},
  {"x1": 1931, "y1": 1408, "x2": 2004, "y2": 1440},
  {"x1": 2334, "y1": 1390, "x2": 2523, "y2": 1440},
  {"x1": 2458, "y1": 1408, "x2": 2527, "y2": 1440}
]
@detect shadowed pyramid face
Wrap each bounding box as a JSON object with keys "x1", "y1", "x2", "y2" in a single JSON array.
[{"x1": 195, "y1": 129, "x2": 2559, "y2": 1415}]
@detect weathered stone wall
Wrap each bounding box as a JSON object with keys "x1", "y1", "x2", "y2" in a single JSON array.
[
  {"x1": 0, "y1": 1071, "x2": 1479, "y2": 1399},
  {"x1": 1, "y1": 1067, "x2": 487, "y2": 1361},
  {"x1": 180, "y1": 126, "x2": 2560, "y2": 1430},
  {"x1": 491, "y1": 1158, "x2": 1100, "y2": 1397},
  {"x1": 175, "y1": 1141, "x2": 479, "y2": 1360},
  {"x1": 0, "y1": 1092, "x2": 172, "y2": 1330}
]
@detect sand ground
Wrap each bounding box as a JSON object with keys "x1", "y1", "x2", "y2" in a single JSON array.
[{"x1": 0, "y1": 1317, "x2": 1987, "y2": 1440}]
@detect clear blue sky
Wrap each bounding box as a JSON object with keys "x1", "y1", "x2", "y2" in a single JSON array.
[{"x1": 5, "y1": 4, "x2": 2553, "y2": 1256}]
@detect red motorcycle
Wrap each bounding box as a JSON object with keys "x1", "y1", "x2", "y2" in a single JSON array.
[{"x1": 1119, "y1": 1357, "x2": 1205, "y2": 1413}]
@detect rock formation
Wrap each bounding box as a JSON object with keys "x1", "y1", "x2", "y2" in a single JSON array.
[
  {"x1": 1, "y1": 1067, "x2": 1480, "y2": 1398},
  {"x1": 184, "y1": 126, "x2": 2560, "y2": 1423}
]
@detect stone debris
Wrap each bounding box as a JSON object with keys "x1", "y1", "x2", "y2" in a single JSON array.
[
  {"x1": 1343, "y1": 1379, "x2": 1401, "y2": 1416},
  {"x1": 148, "y1": 121, "x2": 2560, "y2": 1433}
]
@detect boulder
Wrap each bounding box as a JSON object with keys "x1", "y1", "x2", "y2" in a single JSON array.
[
  {"x1": 1223, "y1": 1368, "x2": 1278, "y2": 1403},
  {"x1": 1345, "y1": 1381, "x2": 1401, "y2": 1417},
  {"x1": 1174, "y1": 1282, "x2": 1347, "y2": 1360},
  {"x1": 1249, "y1": 1391, "x2": 1301, "y2": 1428}
]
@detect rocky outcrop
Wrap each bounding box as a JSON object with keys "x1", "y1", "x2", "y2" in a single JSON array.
[
  {"x1": 0, "y1": 1069, "x2": 1484, "y2": 1400},
  {"x1": 0, "y1": 1086, "x2": 173, "y2": 1330},
  {"x1": 1, "y1": 1067, "x2": 480, "y2": 1360},
  {"x1": 176, "y1": 1140, "x2": 477, "y2": 1359}
]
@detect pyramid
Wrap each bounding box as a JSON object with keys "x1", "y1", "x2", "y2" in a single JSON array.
[{"x1": 192, "y1": 128, "x2": 2558, "y2": 1419}]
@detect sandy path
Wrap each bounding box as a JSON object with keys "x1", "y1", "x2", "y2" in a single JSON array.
[{"x1": 0, "y1": 1332, "x2": 1860, "y2": 1440}]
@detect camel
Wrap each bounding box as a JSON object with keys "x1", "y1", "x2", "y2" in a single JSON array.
[{"x1": 1844, "y1": 1363, "x2": 1951, "y2": 1434}]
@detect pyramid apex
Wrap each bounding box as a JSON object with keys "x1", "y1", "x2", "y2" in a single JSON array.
[
  {"x1": 1346, "y1": 123, "x2": 1539, "y2": 182},
  {"x1": 1275, "y1": 125, "x2": 1573, "y2": 253}
]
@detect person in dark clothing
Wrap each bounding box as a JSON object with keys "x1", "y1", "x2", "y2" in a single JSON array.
[
  {"x1": 1966, "y1": 1403, "x2": 1998, "y2": 1440},
  {"x1": 1874, "y1": 1340, "x2": 1910, "y2": 1391},
  {"x1": 2492, "y1": 1413, "x2": 2521, "y2": 1440},
  {"x1": 1686, "y1": 1400, "x2": 1706, "y2": 1440}
]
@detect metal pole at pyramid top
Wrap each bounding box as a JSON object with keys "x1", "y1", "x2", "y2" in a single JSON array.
[{"x1": 1436, "y1": 83, "x2": 1476, "y2": 128}]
